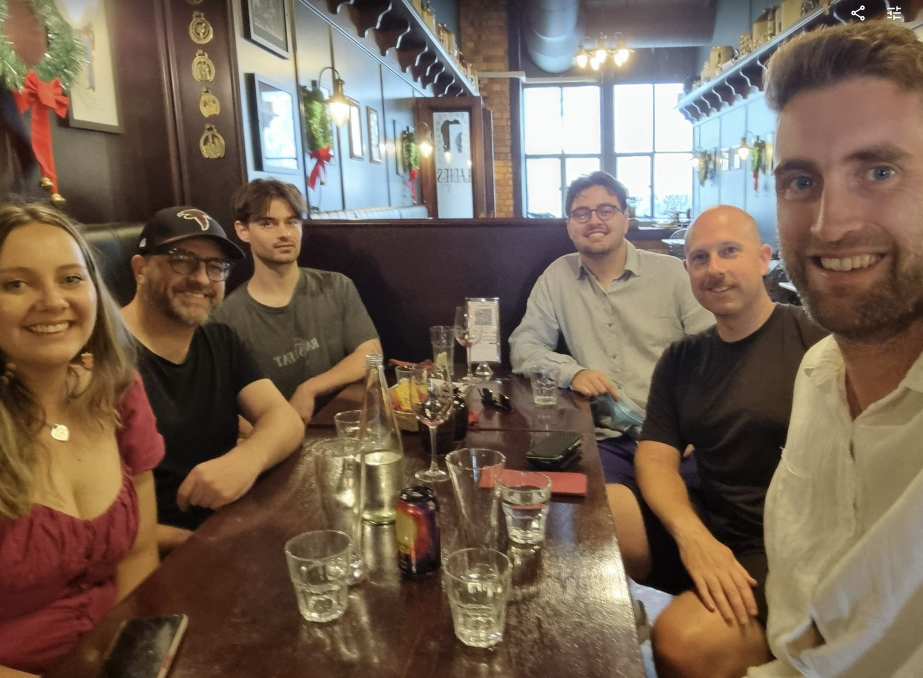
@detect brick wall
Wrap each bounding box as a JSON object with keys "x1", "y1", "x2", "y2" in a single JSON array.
[{"x1": 459, "y1": 2, "x2": 514, "y2": 217}]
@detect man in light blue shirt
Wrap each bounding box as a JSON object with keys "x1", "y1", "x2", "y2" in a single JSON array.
[{"x1": 510, "y1": 171, "x2": 714, "y2": 577}]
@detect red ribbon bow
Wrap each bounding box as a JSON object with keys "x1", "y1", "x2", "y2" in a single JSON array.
[
  {"x1": 308, "y1": 146, "x2": 333, "y2": 190},
  {"x1": 407, "y1": 167, "x2": 418, "y2": 200},
  {"x1": 13, "y1": 71, "x2": 70, "y2": 194}
]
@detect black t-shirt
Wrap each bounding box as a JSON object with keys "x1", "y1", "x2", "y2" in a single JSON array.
[
  {"x1": 640, "y1": 304, "x2": 827, "y2": 556},
  {"x1": 135, "y1": 323, "x2": 264, "y2": 530}
]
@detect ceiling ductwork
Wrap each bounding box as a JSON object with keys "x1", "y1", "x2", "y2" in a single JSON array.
[{"x1": 524, "y1": 0, "x2": 717, "y2": 73}]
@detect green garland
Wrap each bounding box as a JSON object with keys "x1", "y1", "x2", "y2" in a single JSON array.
[
  {"x1": 300, "y1": 84, "x2": 332, "y2": 152},
  {"x1": 0, "y1": 0, "x2": 84, "y2": 91},
  {"x1": 402, "y1": 130, "x2": 420, "y2": 172}
]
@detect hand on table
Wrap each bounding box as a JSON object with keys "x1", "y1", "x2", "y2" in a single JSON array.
[
  {"x1": 177, "y1": 451, "x2": 261, "y2": 511},
  {"x1": 677, "y1": 530, "x2": 758, "y2": 626},
  {"x1": 570, "y1": 369, "x2": 620, "y2": 399}
]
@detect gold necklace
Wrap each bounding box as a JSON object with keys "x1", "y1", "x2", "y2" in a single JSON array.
[{"x1": 44, "y1": 421, "x2": 70, "y2": 442}]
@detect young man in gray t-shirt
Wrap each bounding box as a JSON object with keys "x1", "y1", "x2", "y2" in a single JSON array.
[{"x1": 210, "y1": 180, "x2": 380, "y2": 421}]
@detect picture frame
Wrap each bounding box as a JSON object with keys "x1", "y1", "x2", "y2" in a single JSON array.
[
  {"x1": 394, "y1": 120, "x2": 405, "y2": 175},
  {"x1": 249, "y1": 74, "x2": 299, "y2": 174},
  {"x1": 66, "y1": 0, "x2": 123, "y2": 133},
  {"x1": 348, "y1": 104, "x2": 364, "y2": 159},
  {"x1": 367, "y1": 108, "x2": 381, "y2": 163},
  {"x1": 242, "y1": 0, "x2": 291, "y2": 58}
]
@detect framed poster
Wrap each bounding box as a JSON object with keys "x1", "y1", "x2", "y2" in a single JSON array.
[
  {"x1": 249, "y1": 74, "x2": 298, "y2": 173},
  {"x1": 368, "y1": 108, "x2": 381, "y2": 163},
  {"x1": 67, "y1": 0, "x2": 122, "y2": 133},
  {"x1": 242, "y1": 0, "x2": 291, "y2": 58},
  {"x1": 348, "y1": 104, "x2": 363, "y2": 159},
  {"x1": 394, "y1": 120, "x2": 405, "y2": 175}
]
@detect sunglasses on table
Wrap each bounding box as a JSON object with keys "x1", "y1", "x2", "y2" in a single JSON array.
[
  {"x1": 568, "y1": 203, "x2": 625, "y2": 223},
  {"x1": 479, "y1": 388, "x2": 513, "y2": 412},
  {"x1": 150, "y1": 247, "x2": 233, "y2": 282}
]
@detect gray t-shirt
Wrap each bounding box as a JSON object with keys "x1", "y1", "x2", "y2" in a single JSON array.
[{"x1": 210, "y1": 268, "x2": 378, "y2": 408}]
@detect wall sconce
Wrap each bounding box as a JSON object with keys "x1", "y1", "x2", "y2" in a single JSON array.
[
  {"x1": 317, "y1": 66, "x2": 354, "y2": 127},
  {"x1": 737, "y1": 136, "x2": 751, "y2": 161},
  {"x1": 416, "y1": 121, "x2": 434, "y2": 158}
]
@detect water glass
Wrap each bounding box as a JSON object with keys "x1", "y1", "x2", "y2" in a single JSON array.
[
  {"x1": 443, "y1": 548, "x2": 512, "y2": 648},
  {"x1": 334, "y1": 410, "x2": 361, "y2": 440},
  {"x1": 430, "y1": 325, "x2": 456, "y2": 380},
  {"x1": 311, "y1": 438, "x2": 367, "y2": 584},
  {"x1": 284, "y1": 530, "x2": 351, "y2": 622},
  {"x1": 499, "y1": 471, "x2": 552, "y2": 545},
  {"x1": 529, "y1": 365, "x2": 560, "y2": 407},
  {"x1": 446, "y1": 448, "x2": 506, "y2": 549}
]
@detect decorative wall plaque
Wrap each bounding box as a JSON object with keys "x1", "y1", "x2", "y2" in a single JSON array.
[
  {"x1": 199, "y1": 88, "x2": 220, "y2": 117},
  {"x1": 200, "y1": 124, "x2": 226, "y2": 158},
  {"x1": 189, "y1": 12, "x2": 214, "y2": 44},
  {"x1": 192, "y1": 50, "x2": 215, "y2": 82}
]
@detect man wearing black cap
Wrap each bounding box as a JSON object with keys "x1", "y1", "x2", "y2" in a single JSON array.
[{"x1": 122, "y1": 206, "x2": 304, "y2": 552}]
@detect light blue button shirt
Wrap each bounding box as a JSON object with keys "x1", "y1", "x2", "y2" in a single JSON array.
[{"x1": 510, "y1": 242, "x2": 715, "y2": 413}]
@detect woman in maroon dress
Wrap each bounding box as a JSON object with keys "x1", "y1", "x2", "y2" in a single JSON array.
[{"x1": 0, "y1": 203, "x2": 164, "y2": 675}]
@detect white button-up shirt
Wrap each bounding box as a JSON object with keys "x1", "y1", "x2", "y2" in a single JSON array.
[{"x1": 749, "y1": 336, "x2": 923, "y2": 678}]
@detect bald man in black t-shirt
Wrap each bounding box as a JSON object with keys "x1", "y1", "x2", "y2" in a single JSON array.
[{"x1": 632, "y1": 207, "x2": 827, "y2": 678}]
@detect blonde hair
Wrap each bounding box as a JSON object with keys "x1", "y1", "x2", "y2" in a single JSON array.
[
  {"x1": 765, "y1": 21, "x2": 923, "y2": 113},
  {"x1": 0, "y1": 203, "x2": 136, "y2": 518}
]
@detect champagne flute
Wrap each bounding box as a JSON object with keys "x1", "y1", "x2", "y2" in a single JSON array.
[
  {"x1": 454, "y1": 306, "x2": 482, "y2": 385},
  {"x1": 410, "y1": 364, "x2": 454, "y2": 482}
]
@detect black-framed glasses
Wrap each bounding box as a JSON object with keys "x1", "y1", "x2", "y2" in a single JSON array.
[
  {"x1": 569, "y1": 203, "x2": 625, "y2": 223},
  {"x1": 479, "y1": 388, "x2": 513, "y2": 412},
  {"x1": 152, "y1": 247, "x2": 233, "y2": 282}
]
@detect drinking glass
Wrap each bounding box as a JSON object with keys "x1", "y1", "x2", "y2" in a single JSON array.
[
  {"x1": 284, "y1": 530, "x2": 351, "y2": 622},
  {"x1": 446, "y1": 448, "x2": 506, "y2": 548},
  {"x1": 499, "y1": 470, "x2": 552, "y2": 545},
  {"x1": 529, "y1": 364, "x2": 560, "y2": 407},
  {"x1": 430, "y1": 325, "x2": 456, "y2": 381},
  {"x1": 443, "y1": 548, "x2": 512, "y2": 647},
  {"x1": 410, "y1": 364, "x2": 454, "y2": 482},
  {"x1": 333, "y1": 410, "x2": 362, "y2": 440},
  {"x1": 454, "y1": 306, "x2": 482, "y2": 385}
]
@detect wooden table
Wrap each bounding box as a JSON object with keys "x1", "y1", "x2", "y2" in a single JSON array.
[{"x1": 47, "y1": 377, "x2": 644, "y2": 678}]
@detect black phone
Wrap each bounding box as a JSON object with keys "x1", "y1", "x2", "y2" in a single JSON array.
[
  {"x1": 525, "y1": 432, "x2": 582, "y2": 470},
  {"x1": 97, "y1": 615, "x2": 188, "y2": 678}
]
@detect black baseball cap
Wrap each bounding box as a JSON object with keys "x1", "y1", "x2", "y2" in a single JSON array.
[{"x1": 138, "y1": 206, "x2": 245, "y2": 261}]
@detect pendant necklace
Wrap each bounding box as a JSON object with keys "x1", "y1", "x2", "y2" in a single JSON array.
[{"x1": 46, "y1": 422, "x2": 70, "y2": 442}]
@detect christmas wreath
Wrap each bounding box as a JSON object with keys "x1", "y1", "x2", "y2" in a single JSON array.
[
  {"x1": 0, "y1": 0, "x2": 83, "y2": 91},
  {"x1": 751, "y1": 138, "x2": 767, "y2": 192},
  {"x1": 301, "y1": 84, "x2": 333, "y2": 189},
  {"x1": 401, "y1": 130, "x2": 420, "y2": 199}
]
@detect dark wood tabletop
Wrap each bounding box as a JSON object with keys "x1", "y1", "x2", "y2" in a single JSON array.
[{"x1": 47, "y1": 377, "x2": 644, "y2": 678}]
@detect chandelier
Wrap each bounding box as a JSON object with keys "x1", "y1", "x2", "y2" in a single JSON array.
[{"x1": 574, "y1": 34, "x2": 632, "y2": 71}]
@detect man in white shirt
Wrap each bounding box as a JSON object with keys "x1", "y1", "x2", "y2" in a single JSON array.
[{"x1": 748, "y1": 21, "x2": 923, "y2": 677}]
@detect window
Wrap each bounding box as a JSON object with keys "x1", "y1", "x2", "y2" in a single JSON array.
[
  {"x1": 614, "y1": 83, "x2": 692, "y2": 219},
  {"x1": 523, "y1": 86, "x2": 601, "y2": 217},
  {"x1": 523, "y1": 82, "x2": 692, "y2": 219}
]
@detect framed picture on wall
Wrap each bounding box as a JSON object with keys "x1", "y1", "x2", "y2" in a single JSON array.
[
  {"x1": 394, "y1": 120, "x2": 405, "y2": 175},
  {"x1": 249, "y1": 74, "x2": 298, "y2": 173},
  {"x1": 242, "y1": 0, "x2": 291, "y2": 58},
  {"x1": 368, "y1": 108, "x2": 381, "y2": 163},
  {"x1": 66, "y1": 0, "x2": 123, "y2": 133},
  {"x1": 348, "y1": 104, "x2": 364, "y2": 159}
]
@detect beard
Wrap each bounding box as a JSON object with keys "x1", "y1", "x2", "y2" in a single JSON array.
[
  {"x1": 780, "y1": 235, "x2": 923, "y2": 343},
  {"x1": 141, "y1": 275, "x2": 219, "y2": 327}
]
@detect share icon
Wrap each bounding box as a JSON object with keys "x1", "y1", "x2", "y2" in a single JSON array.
[{"x1": 851, "y1": 4, "x2": 866, "y2": 20}]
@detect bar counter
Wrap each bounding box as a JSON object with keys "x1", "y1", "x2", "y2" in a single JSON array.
[{"x1": 46, "y1": 376, "x2": 644, "y2": 678}]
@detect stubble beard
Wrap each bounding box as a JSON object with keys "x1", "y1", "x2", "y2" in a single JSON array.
[{"x1": 141, "y1": 278, "x2": 215, "y2": 327}]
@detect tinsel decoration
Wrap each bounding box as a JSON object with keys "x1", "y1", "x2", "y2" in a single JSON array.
[
  {"x1": 0, "y1": 0, "x2": 84, "y2": 91},
  {"x1": 301, "y1": 85, "x2": 333, "y2": 190},
  {"x1": 401, "y1": 130, "x2": 420, "y2": 199}
]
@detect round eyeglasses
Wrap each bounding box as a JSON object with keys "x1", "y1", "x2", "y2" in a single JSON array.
[
  {"x1": 568, "y1": 203, "x2": 625, "y2": 223},
  {"x1": 152, "y1": 247, "x2": 233, "y2": 282}
]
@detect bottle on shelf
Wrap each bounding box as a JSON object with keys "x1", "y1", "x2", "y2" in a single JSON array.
[{"x1": 358, "y1": 354, "x2": 405, "y2": 525}]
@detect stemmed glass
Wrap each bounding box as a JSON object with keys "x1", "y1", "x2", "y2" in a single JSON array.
[
  {"x1": 454, "y1": 306, "x2": 482, "y2": 385},
  {"x1": 410, "y1": 364, "x2": 454, "y2": 482}
]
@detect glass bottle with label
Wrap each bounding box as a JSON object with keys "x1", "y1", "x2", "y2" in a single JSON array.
[{"x1": 358, "y1": 354, "x2": 405, "y2": 524}]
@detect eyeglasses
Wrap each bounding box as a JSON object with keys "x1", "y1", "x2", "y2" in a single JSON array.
[
  {"x1": 479, "y1": 388, "x2": 513, "y2": 412},
  {"x1": 569, "y1": 203, "x2": 625, "y2": 223},
  {"x1": 152, "y1": 248, "x2": 233, "y2": 282}
]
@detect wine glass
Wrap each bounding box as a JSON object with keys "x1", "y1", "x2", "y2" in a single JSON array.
[
  {"x1": 410, "y1": 364, "x2": 454, "y2": 482},
  {"x1": 454, "y1": 306, "x2": 482, "y2": 385}
]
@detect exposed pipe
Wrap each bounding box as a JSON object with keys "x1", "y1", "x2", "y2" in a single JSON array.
[{"x1": 524, "y1": 0, "x2": 586, "y2": 74}]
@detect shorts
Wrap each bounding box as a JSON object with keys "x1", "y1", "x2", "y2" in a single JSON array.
[{"x1": 598, "y1": 435, "x2": 700, "y2": 490}]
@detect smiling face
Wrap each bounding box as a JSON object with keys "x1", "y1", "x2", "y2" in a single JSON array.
[
  {"x1": 0, "y1": 222, "x2": 98, "y2": 372},
  {"x1": 684, "y1": 206, "x2": 771, "y2": 319},
  {"x1": 137, "y1": 237, "x2": 224, "y2": 326},
  {"x1": 235, "y1": 198, "x2": 302, "y2": 267},
  {"x1": 566, "y1": 184, "x2": 629, "y2": 259},
  {"x1": 775, "y1": 77, "x2": 923, "y2": 342}
]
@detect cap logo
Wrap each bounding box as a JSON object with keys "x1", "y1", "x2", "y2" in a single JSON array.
[{"x1": 177, "y1": 208, "x2": 211, "y2": 231}]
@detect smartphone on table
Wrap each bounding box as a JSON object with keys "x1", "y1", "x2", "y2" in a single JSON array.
[{"x1": 97, "y1": 614, "x2": 188, "y2": 678}]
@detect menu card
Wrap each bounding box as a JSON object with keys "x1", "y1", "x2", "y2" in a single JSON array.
[{"x1": 467, "y1": 297, "x2": 500, "y2": 364}]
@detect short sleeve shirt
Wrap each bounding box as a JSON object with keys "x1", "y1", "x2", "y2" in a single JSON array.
[
  {"x1": 135, "y1": 323, "x2": 264, "y2": 530},
  {"x1": 640, "y1": 305, "x2": 827, "y2": 555},
  {"x1": 210, "y1": 268, "x2": 378, "y2": 410}
]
